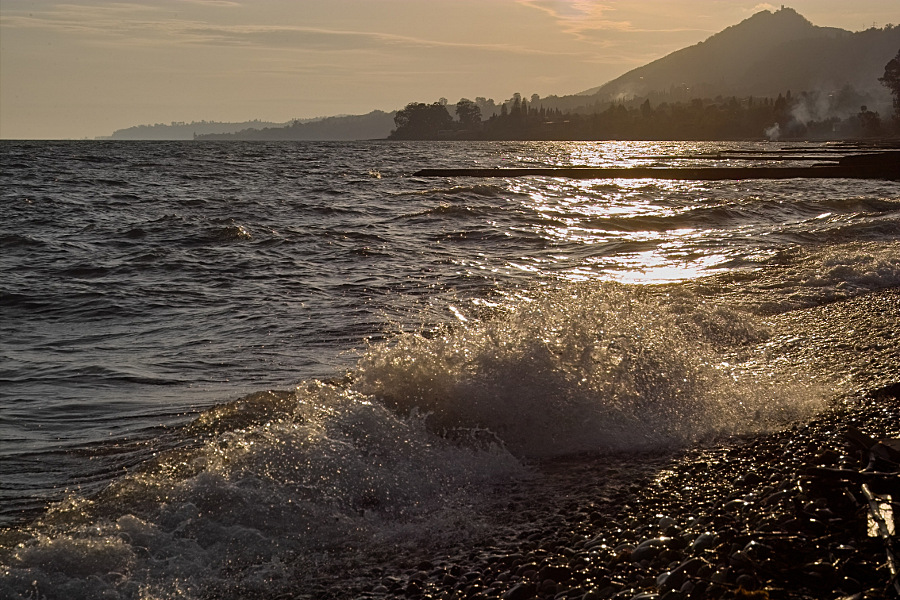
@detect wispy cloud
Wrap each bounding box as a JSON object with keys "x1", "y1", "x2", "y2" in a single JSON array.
[
  {"x1": 515, "y1": 0, "x2": 708, "y2": 41},
  {"x1": 516, "y1": 0, "x2": 632, "y2": 37},
  {"x1": 177, "y1": 24, "x2": 567, "y2": 55},
  {"x1": 179, "y1": 0, "x2": 241, "y2": 6},
  {"x1": 750, "y1": 3, "x2": 780, "y2": 14},
  {"x1": 1, "y1": 2, "x2": 571, "y2": 57}
]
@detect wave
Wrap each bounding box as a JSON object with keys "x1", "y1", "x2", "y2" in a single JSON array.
[
  {"x1": 205, "y1": 224, "x2": 253, "y2": 243},
  {"x1": 698, "y1": 240, "x2": 900, "y2": 314},
  {"x1": 394, "y1": 202, "x2": 503, "y2": 222},
  {"x1": 0, "y1": 234, "x2": 46, "y2": 249},
  {"x1": 0, "y1": 364, "x2": 184, "y2": 387},
  {"x1": 0, "y1": 387, "x2": 524, "y2": 599},
  {"x1": 354, "y1": 282, "x2": 825, "y2": 456},
  {"x1": 0, "y1": 280, "x2": 849, "y2": 599}
]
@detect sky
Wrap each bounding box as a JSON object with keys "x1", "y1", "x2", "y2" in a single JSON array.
[{"x1": 2, "y1": 1, "x2": 899, "y2": 139}]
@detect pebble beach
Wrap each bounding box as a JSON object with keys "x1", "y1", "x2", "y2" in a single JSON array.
[
  {"x1": 312, "y1": 386, "x2": 898, "y2": 600},
  {"x1": 305, "y1": 291, "x2": 900, "y2": 600}
]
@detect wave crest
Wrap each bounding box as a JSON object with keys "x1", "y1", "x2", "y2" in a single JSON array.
[{"x1": 355, "y1": 282, "x2": 825, "y2": 456}]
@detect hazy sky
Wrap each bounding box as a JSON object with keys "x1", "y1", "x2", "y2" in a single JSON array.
[{"x1": 2, "y1": 1, "x2": 899, "y2": 139}]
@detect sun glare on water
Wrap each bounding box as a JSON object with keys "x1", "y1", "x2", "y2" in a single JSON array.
[{"x1": 510, "y1": 146, "x2": 737, "y2": 285}]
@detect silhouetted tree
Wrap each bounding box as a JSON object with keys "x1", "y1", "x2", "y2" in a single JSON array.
[
  {"x1": 640, "y1": 99, "x2": 652, "y2": 118},
  {"x1": 455, "y1": 98, "x2": 482, "y2": 130},
  {"x1": 390, "y1": 89, "x2": 889, "y2": 141},
  {"x1": 879, "y1": 49, "x2": 900, "y2": 118},
  {"x1": 857, "y1": 105, "x2": 883, "y2": 137},
  {"x1": 511, "y1": 95, "x2": 522, "y2": 116},
  {"x1": 390, "y1": 102, "x2": 453, "y2": 139},
  {"x1": 475, "y1": 97, "x2": 497, "y2": 118}
]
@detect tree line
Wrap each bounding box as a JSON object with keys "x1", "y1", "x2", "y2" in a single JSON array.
[{"x1": 389, "y1": 51, "x2": 900, "y2": 141}]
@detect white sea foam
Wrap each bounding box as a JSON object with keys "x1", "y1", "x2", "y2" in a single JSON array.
[
  {"x1": 705, "y1": 240, "x2": 900, "y2": 314},
  {"x1": 1, "y1": 385, "x2": 524, "y2": 599},
  {"x1": 781, "y1": 241, "x2": 900, "y2": 300},
  {"x1": 355, "y1": 281, "x2": 827, "y2": 456}
]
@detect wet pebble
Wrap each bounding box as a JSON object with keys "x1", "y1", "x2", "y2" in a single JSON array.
[{"x1": 631, "y1": 538, "x2": 668, "y2": 562}]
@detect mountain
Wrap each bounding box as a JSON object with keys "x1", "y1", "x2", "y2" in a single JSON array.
[{"x1": 581, "y1": 7, "x2": 899, "y2": 102}]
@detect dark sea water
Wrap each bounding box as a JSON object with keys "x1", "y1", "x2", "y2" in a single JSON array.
[{"x1": 1, "y1": 140, "x2": 898, "y2": 598}]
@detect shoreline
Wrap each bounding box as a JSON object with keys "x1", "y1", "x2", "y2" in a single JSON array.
[
  {"x1": 314, "y1": 386, "x2": 898, "y2": 600},
  {"x1": 304, "y1": 289, "x2": 900, "y2": 600},
  {"x1": 3, "y1": 290, "x2": 897, "y2": 599}
]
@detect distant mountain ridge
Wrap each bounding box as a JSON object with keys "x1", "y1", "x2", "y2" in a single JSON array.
[{"x1": 581, "y1": 7, "x2": 899, "y2": 101}]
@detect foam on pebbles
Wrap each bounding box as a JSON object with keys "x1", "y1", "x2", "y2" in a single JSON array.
[
  {"x1": 297, "y1": 290, "x2": 900, "y2": 600},
  {"x1": 327, "y1": 384, "x2": 898, "y2": 600}
]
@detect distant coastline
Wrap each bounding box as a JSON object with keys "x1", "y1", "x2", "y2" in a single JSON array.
[
  {"x1": 102, "y1": 119, "x2": 293, "y2": 141},
  {"x1": 126, "y1": 90, "x2": 896, "y2": 143},
  {"x1": 192, "y1": 110, "x2": 396, "y2": 142}
]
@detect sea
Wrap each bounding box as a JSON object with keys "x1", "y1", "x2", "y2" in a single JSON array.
[{"x1": 1, "y1": 140, "x2": 898, "y2": 599}]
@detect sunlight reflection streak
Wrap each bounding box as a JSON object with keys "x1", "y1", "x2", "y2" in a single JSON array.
[{"x1": 506, "y1": 146, "x2": 757, "y2": 284}]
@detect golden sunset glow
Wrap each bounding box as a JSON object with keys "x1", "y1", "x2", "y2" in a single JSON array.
[{"x1": 2, "y1": 1, "x2": 898, "y2": 139}]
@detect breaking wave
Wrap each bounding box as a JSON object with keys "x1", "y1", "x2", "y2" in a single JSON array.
[
  {"x1": 354, "y1": 282, "x2": 825, "y2": 456},
  {"x1": 0, "y1": 282, "x2": 830, "y2": 599}
]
